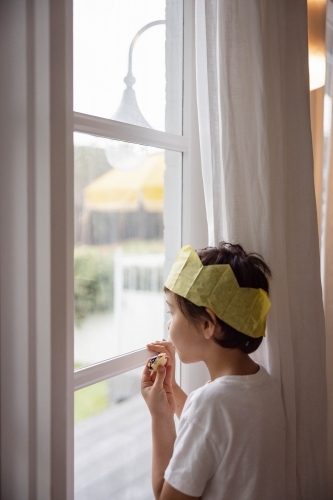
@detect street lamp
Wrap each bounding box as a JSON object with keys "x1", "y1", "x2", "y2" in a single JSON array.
[{"x1": 106, "y1": 20, "x2": 166, "y2": 171}]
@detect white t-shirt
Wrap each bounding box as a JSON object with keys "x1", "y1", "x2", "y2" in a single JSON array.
[{"x1": 165, "y1": 366, "x2": 286, "y2": 499}]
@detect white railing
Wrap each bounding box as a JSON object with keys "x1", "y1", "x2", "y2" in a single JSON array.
[{"x1": 113, "y1": 248, "x2": 165, "y2": 353}]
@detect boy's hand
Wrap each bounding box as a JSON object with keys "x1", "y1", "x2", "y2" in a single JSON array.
[
  {"x1": 146, "y1": 339, "x2": 187, "y2": 420},
  {"x1": 141, "y1": 358, "x2": 176, "y2": 417},
  {"x1": 147, "y1": 340, "x2": 177, "y2": 387}
]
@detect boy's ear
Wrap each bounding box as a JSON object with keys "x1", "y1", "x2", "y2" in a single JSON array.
[{"x1": 202, "y1": 308, "x2": 217, "y2": 340}]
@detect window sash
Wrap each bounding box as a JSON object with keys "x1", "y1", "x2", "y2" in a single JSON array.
[
  {"x1": 72, "y1": 0, "x2": 208, "y2": 396},
  {"x1": 74, "y1": 348, "x2": 153, "y2": 390},
  {"x1": 74, "y1": 112, "x2": 187, "y2": 152},
  {"x1": 72, "y1": 0, "x2": 186, "y2": 384}
]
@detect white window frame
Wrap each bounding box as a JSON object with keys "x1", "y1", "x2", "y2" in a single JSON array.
[
  {"x1": 72, "y1": 2, "x2": 185, "y2": 389},
  {"x1": 72, "y1": 0, "x2": 209, "y2": 395},
  {"x1": 72, "y1": 114, "x2": 187, "y2": 391},
  {"x1": 0, "y1": 0, "x2": 208, "y2": 499}
]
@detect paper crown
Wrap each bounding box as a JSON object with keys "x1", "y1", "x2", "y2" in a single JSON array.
[{"x1": 164, "y1": 245, "x2": 271, "y2": 338}]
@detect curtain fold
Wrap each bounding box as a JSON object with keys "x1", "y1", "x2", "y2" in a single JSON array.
[
  {"x1": 322, "y1": 58, "x2": 333, "y2": 498},
  {"x1": 195, "y1": 1, "x2": 329, "y2": 498},
  {"x1": 323, "y1": 129, "x2": 333, "y2": 498}
]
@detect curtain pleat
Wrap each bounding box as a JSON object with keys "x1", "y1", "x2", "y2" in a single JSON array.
[
  {"x1": 195, "y1": 0, "x2": 225, "y2": 245},
  {"x1": 323, "y1": 68, "x2": 333, "y2": 499},
  {"x1": 324, "y1": 145, "x2": 333, "y2": 499},
  {"x1": 195, "y1": 1, "x2": 329, "y2": 498}
]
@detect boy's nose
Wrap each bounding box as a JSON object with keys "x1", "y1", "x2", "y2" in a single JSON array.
[{"x1": 166, "y1": 319, "x2": 171, "y2": 330}]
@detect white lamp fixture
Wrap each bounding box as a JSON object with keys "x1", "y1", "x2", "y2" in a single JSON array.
[
  {"x1": 308, "y1": 0, "x2": 326, "y2": 91},
  {"x1": 106, "y1": 20, "x2": 166, "y2": 171},
  {"x1": 105, "y1": 141, "x2": 148, "y2": 172}
]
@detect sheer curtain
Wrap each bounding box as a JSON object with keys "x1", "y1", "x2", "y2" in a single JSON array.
[
  {"x1": 323, "y1": 115, "x2": 333, "y2": 498},
  {"x1": 322, "y1": 37, "x2": 333, "y2": 496},
  {"x1": 195, "y1": 1, "x2": 329, "y2": 498}
]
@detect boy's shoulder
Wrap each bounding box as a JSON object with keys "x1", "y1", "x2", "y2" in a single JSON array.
[
  {"x1": 184, "y1": 366, "x2": 280, "y2": 418},
  {"x1": 181, "y1": 366, "x2": 284, "y2": 446},
  {"x1": 194, "y1": 365, "x2": 273, "y2": 393}
]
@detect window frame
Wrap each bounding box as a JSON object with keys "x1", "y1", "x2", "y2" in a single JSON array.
[
  {"x1": 72, "y1": 0, "x2": 208, "y2": 396},
  {"x1": 72, "y1": 114, "x2": 186, "y2": 391},
  {"x1": 72, "y1": 1, "x2": 185, "y2": 389},
  {"x1": 0, "y1": 1, "x2": 208, "y2": 499}
]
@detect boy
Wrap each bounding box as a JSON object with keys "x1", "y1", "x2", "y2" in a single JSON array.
[{"x1": 141, "y1": 242, "x2": 286, "y2": 500}]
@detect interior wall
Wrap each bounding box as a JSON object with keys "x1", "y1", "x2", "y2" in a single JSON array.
[{"x1": 0, "y1": 1, "x2": 35, "y2": 497}]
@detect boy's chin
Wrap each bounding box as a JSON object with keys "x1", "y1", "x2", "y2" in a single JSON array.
[{"x1": 178, "y1": 353, "x2": 197, "y2": 365}]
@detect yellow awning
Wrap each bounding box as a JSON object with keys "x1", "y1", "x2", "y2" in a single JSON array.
[{"x1": 85, "y1": 152, "x2": 165, "y2": 212}]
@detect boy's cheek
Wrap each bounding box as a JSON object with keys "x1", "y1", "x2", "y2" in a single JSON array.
[{"x1": 168, "y1": 332, "x2": 178, "y2": 352}]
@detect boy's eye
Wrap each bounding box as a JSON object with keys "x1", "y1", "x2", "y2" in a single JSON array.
[{"x1": 166, "y1": 310, "x2": 172, "y2": 315}]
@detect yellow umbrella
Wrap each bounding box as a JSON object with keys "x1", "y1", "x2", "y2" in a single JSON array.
[{"x1": 84, "y1": 152, "x2": 165, "y2": 212}]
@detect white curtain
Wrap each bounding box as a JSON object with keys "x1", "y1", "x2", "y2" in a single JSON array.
[
  {"x1": 323, "y1": 131, "x2": 333, "y2": 498},
  {"x1": 195, "y1": 1, "x2": 329, "y2": 498},
  {"x1": 322, "y1": 58, "x2": 333, "y2": 497}
]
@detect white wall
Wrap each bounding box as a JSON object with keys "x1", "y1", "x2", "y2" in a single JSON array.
[{"x1": 0, "y1": 1, "x2": 73, "y2": 498}]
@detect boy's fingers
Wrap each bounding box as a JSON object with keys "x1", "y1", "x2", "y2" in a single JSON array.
[
  {"x1": 142, "y1": 361, "x2": 153, "y2": 385},
  {"x1": 153, "y1": 365, "x2": 166, "y2": 389},
  {"x1": 165, "y1": 356, "x2": 173, "y2": 370},
  {"x1": 164, "y1": 363, "x2": 173, "y2": 387},
  {"x1": 147, "y1": 340, "x2": 174, "y2": 347},
  {"x1": 147, "y1": 341, "x2": 176, "y2": 356},
  {"x1": 146, "y1": 343, "x2": 164, "y2": 352}
]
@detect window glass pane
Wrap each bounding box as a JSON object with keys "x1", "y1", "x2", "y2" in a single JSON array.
[
  {"x1": 74, "y1": 132, "x2": 181, "y2": 368},
  {"x1": 74, "y1": 0, "x2": 182, "y2": 134},
  {"x1": 75, "y1": 368, "x2": 153, "y2": 499}
]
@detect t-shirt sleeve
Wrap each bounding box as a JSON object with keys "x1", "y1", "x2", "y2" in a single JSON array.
[{"x1": 164, "y1": 414, "x2": 221, "y2": 497}]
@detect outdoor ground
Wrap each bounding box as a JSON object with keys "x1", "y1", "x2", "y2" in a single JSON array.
[
  {"x1": 74, "y1": 289, "x2": 166, "y2": 499},
  {"x1": 75, "y1": 392, "x2": 154, "y2": 500}
]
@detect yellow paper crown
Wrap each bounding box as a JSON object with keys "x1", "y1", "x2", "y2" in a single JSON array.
[{"x1": 165, "y1": 245, "x2": 271, "y2": 338}]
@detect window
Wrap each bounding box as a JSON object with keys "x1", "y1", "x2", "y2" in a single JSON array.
[
  {"x1": 0, "y1": 1, "x2": 206, "y2": 498},
  {"x1": 73, "y1": 1, "x2": 185, "y2": 497}
]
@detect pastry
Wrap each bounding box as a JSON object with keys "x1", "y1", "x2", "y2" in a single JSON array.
[{"x1": 148, "y1": 353, "x2": 167, "y2": 372}]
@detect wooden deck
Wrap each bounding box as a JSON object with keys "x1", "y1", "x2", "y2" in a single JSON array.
[{"x1": 75, "y1": 393, "x2": 154, "y2": 499}]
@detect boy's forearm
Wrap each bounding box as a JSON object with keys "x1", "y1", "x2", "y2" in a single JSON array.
[
  {"x1": 172, "y1": 383, "x2": 187, "y2": 419},
  {"x1": 151, "y1": 414, "x2": 177, "y2": 500}
]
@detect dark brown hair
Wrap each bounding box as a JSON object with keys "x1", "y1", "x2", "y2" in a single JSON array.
[{"x1": 167, "y1": 242, "x2": 271, "y2": 354}]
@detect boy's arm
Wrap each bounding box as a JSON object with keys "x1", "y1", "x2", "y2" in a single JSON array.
[
  {"x1": 150, "y1": 413, "x2": 176, "y2": 498},
  {"x1": 141, "y1": 363, "x2": 198, "y2": 500},
  {"x1": 151, "y1": 413, "x2": 198, "y2": 499},
  {"x1": 160, "y1": 483, "x2": 198, "y2": 500},
  {"x1": 147, "y1": 341, "x2": 187, "y2": 418}
]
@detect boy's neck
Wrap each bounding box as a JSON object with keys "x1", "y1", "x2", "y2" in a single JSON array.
[{"x1": 204, "y1": 343, "x2": 259, "y2": 381}]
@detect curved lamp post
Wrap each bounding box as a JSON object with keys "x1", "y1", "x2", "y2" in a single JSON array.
[{"x1": 106, "y1": 20, "x2": 166, "y2": 171}]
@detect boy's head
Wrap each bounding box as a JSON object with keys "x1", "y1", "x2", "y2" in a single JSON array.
[{"x1": 165, "y1": 242, "x2": 272, "y2": 354}]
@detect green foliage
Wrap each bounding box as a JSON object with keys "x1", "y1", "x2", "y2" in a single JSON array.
[
  {"x1": 74, "y1": 239, "x2": 164, "y2": 325},
  {"x1": 74, "y1": 380, "x2": 109, "y2": 423},
  {"x1": 74, "y1": 246, "x2": 114, "y2": 325}
]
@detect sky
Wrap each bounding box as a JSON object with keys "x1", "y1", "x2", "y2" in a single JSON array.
[{"x1": 74, "y1": 0, "x2": 166, "y2": 148}]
